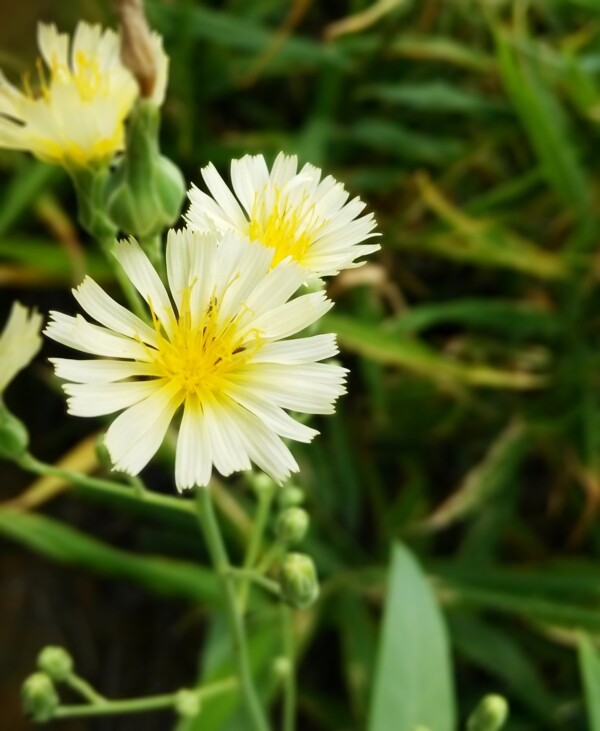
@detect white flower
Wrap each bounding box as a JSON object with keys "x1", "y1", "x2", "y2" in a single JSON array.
[
  {"x1": 45, "y1": 230, "x2": 346, "y2": 490},
  {"x1": 0, "y1": 22, "x2": 138, "y2": 167},
  {"x1": 0, "y1": 302, "x2": 43, "y2": 393},
  {"x1": 185, "y1": 152, "x2": 380, "y2": 280}
]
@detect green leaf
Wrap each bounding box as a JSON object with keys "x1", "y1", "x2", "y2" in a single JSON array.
[
  {"x1": 578, "y1": 633, "x2": 600, "y2": 731},
  {"x1": 359, "y1": 82, "x2": 506, "y2": 114},
  {"x1": 368, "y1": 542, "x2": 456, "y2": 731},
  {"x1": 321, "y1": 313, "x2": 545, "y2": 390},
  {"x1": 495, "y1": 30, "x2": 591, "y2": 221},
  {"x1": 0, "y1": 161, "x2": 61, "y2": 236},
  {"x1": 0, "y1": 508, "x2": 219, "y2": 604}
]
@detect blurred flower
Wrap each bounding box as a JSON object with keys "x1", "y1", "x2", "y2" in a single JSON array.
[
  {"x1": 186, "y1": 152, "x2": 380, "y2": 280},
  {"x1": 45, "y1": 230, "x2": 346, "y2": 490},
  {"x1": 0, "y1": 22, "x2": 138, "y2": 167},
  {"x1": 0, "y1": 302, "x2": 43, "y2": 394},
  {"x1": 117, "y1": 0, "x2": 169, "y2": 105}
]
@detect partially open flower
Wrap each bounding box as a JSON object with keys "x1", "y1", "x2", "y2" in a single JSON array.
[
  {"x1": 45, "y1": 230, "x2": 347, "y2": 490},
  {"x1": 0, "y1": 302, "x2": 43, "y2": 394},
  {"x1": 0, "y1": 22, "x2": 138, "y2": 167},
  {"x1": 185, "y1": 152, "x2": 380, "y2": 280}
]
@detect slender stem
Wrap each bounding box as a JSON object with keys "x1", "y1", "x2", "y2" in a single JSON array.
[
  {"x1": 238, "y1": 491, "x2": 274, "y2": 611},
  {"x1": 196, "y1": 488, "x2": 271, "y2": 731},
  {"x1": 18, "y1": 453, "x2": 195, "y2": 518},
  {"x1": 65, "y1": 674, "x2": 107, "y2": 704},
  {"x1": 281, "y1": 605, "x2": 296, "y2": 731},
  {"x1": 228, "y1": 567, "x2": 281, "y2": 598},
  {"x1": 55, "y1": 693, "x2": 177, "y2": 719},
  {"x1": 53, "y1": 677, "x2": 237, "y2": 720}
]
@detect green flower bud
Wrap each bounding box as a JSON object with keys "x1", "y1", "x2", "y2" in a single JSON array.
[
  {"x1": 37, "y1": 646, "x2": 74, "y2": 682},
  {"x1": 0, "y1": 406, "x2": 28, "y2": 461},
  {"x1": 249, "y1": 472, "x2": 276, "y2": 500},
  {"x1": 280, "y1": 553, "x2": 319, "y2": 609},
  {"x1": 272, "y1": 656, "x2": 291, "y2": 680},
  {"x1": 22, "y1": 673, "x2": 59, "y2": 723},
  {"x1": 106, "y1": 101, "x2": 185, "y2": 240},
  {"x1": 278, "y1": 485, "x2": 304, "y2": 508},
  {"x1": 276, "y1": 507, "x2": 309, "y2": 546},
  {"x1": 467, "y1": 694, "x2": 509, "y2": 731},
  {"x1": 175, "y1": 689, "x2": 201, "y2": 719}
]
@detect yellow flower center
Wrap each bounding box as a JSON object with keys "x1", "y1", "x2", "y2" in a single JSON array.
[
  {"x1": 248, "y1": 187, "x2": 323, "y2": 267},
  {"x1": 149, "y1": 289, "x2": 256, "y2": 399}
]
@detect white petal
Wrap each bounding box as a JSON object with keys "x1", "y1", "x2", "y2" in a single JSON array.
[
  {"x1": 249, "y1": 291, "x2": 333, "y2": 341},
  {"x1": 65, "y1": 379, "x2": 162, "y2": 417},
  {"x1": 203, "y1": 393, "x2": 252, "y2": 477},
  {"x1": 225, "y1": 400, "x2": 298, "y2": 484},
  {"x1": 225, "y1": 383, "x2": 318, "y2": 442},
  {"x1": 175, "y1": 395, "x2": 212, "y2": 490},
  {"x1": 105, "y1": 381, "x2": 183, "y2": 475},
  {"x1": 113, "y1": 238, "x2": 175, "y2": 336},
  {"x1": 45, "y1": 312, "x2": 151, "y2": 361},
  {"x1": 251, "y1": 334, "x2": 338, "y2": 364},
  {"x1": 232, "y1": 362, "x2": 347, "y2": 414},
  {"x1": 51, "y1": 357, "x2": 160, "y2": 384},
  {"x1": 166, "y1": 228, "x2": 192, "y2": 312},
  {"x1": 73, "y1": 276, "x2": 157, "y2": 345},
  {"x1": 201, "y1": 163, "x2": 246, "y2": 227}
]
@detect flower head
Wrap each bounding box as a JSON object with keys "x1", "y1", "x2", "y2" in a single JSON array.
[
  {"x1": 0, "y1": 22, "x2": 138, "y2": 167},
  {"x1": 185, "y1": 152, "x2": 380, "y2": 280},
  {"x1": 0, "y1": 302, "x2": 43, "y2": 394},
  {"x1": 45, "y1": 230, "x2": 346, "y2": 490}
]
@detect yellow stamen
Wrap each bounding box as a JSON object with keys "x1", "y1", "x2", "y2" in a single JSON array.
[
  {"x1": 147, "y1": 288, "x2": 258, "y2": 400},
  {"x1": 248, "y1": 186, "x2": 323, "y2": 267}
]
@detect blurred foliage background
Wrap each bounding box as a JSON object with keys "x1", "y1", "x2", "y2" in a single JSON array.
[{"x1": 3, "y1": 0, "x2": 600, "y2": 729}]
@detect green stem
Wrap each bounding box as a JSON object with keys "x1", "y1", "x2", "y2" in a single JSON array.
[
  {"x1": 54, "y1": 677, "x2": 237, "y2": 720},
  {"x1": 140, "y1": 234, "x2": 166, "y2": 282},
  {"x1": 228, "y1": 567, "x2": 281, "y2": 598},
  {"x1": 65, "y1": 674, "x2": 107, "y2": 704},
  {"x1": 18, "y1": 453, "x2": 195, "y2": 518},
  {"x1": 238, "y1": 491, "x2": 274, "y2": 611},
  {"x1": 196, "y1": 488, "x2": 271, "y2": 731},
  {"x1": 281, "y1": 605, "x2": 296, "y2": 731}
]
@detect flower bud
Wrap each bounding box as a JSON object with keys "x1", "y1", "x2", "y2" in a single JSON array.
[
  {"x1": 278, "y1": 485, "x2": 304, "y2": 508},
  {"x1": 22, "y1": 673, "x2": 59, "y2": 723},
  {"x1": 37, "y1": 646, "x2": 74, "y2": 682},
  {"x1": 272, "y1": 656, "x2": 291, "y2": 680},
  {"x1": 175, "y1": 689, "x2": 201, "y2": 719},
  {"x1": 249, "y1": 472, "x2": 276, "y2": 500},
  {"x1": 279, "y1": 553, "x2": 319, "y2": 609},
  {"x1": 0, "y1": 406, "x2": 28, "y2": 461},
  {"x1": 467, "y1": 694, "x2": 509, "y2": 731},
  {"x1": 276, "y1": 508, "x2": 309, "y2": 546},
  {"x1": 106, "y1": 101, "x2": 185, "y2": 240}
]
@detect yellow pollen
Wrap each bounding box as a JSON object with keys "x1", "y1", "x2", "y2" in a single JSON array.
[
  {"x1": 248, "y1": 186, "x2": 323, "y2": 267},
  {"x1": 148, "y1": 289, "x2": 256, "y2": 399}
]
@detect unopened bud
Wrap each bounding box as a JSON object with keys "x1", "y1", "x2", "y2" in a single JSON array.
[
  {"x1": 276, "y1": 508, "x2": 309, "y2": 546},
  {"x1": 22, "y1": 673, "x2": 59, "y2": 723},
  {"x1": 280, "y1": 553, "x2": 319, "y2": 609},
  {"x1": 278, "y1": 485, "x2": 304, "y2": 508},
  {"x1": 106, "y1": 102, "x2": 185, "y2": 240},
  {"x1": 250, "y1": 472, "x2": 276, "y2": 500},
  {"x1": 37, "y1": 647, "x2": 74, "y2": 682},
  {"x1": 175, "y1": 689, "x2": 201, "y2": 719},
  {"x1": 0, "y1": 406, "x2": 28, "y2": 460},
  {"x1": 467, "y1": 694, "x2": 509, "y2": 731},
  {"x1": 272, "y1": 656, "x2": 291, "y2": 679}
]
